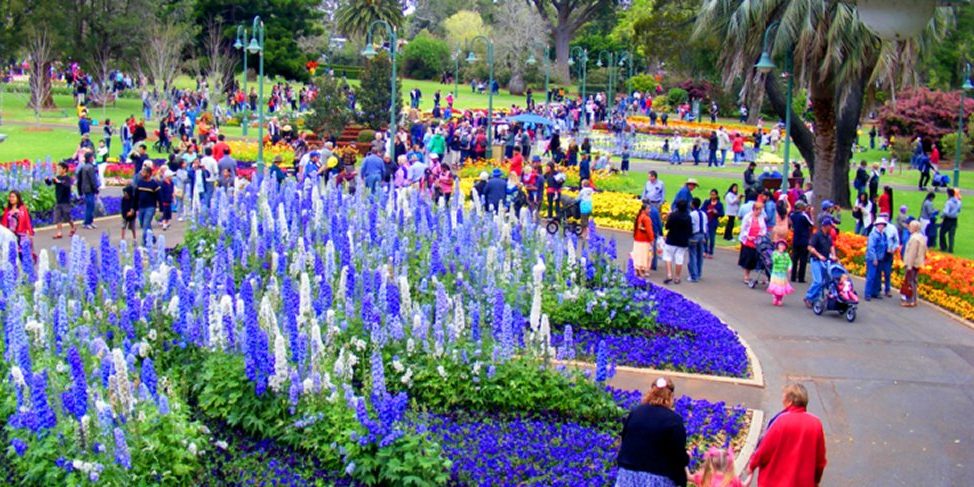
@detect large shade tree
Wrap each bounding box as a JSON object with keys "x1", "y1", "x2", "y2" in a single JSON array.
[
  {"x1": 526, "y1": 0, "x2": 618, "y2": 82},
  {"x1": 695, "y1": 0, "x2": 948, "y2": 207},
  {"x1": 336, "y1": 0, "x2": 405, "y2": 39}
]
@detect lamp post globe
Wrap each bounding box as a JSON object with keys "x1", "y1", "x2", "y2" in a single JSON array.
[{"x1": 856, "y1": 0, "x2": 937, "y2": 40}]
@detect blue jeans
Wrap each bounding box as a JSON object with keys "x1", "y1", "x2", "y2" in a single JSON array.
[
  {"x1": 865, "y1": 260, "x2": 881, "y2": 298},
  {"x1": 708, "y1": 149, "x2": 718, "y2": 167},
  {"x1": 688, "y1": 234, "x2": 705, "y2": 281},
  {"x1": 83, "y1": 193, "x2": 95, "y2": 225},
  {"x1": 121, "y1": 140, "x2": 132, "y2": 162},
  {"x1": 365, "y1": 174, "x2": 381, "y2": 193},
  {"x1": 720, "y1": 149, "x2": 727, "y2": 166},
  {"x1": 804, "y1": 259, "x2": 828, "y2": 301},
  {"x1": 880, "y1": 255, "x2": 893, "y2": 294},
  {"x1": 138, "y1": 207, "x2": 155, "y2": 246},
  {"x1": 706, "y1": 226, "x2": 717, "y2": 255}
]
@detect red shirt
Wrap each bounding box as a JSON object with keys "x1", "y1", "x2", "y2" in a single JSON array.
[
  {"x1": 732, "y1": 135, "x2": 745, "y2": 153},
  {"x1": 634, "y1": 212, "x2": 654, "y2": 243},
  {"x1": 749, "y1": 405, "x2": 827, "y2": 487},
  {"x1": 213, "y1": 141, "x2": 230, "y2": 161},
  {"x1": 509, "y1": 153, "x2": 524, "y2": 176}
]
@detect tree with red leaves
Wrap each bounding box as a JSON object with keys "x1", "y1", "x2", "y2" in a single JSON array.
[{"x1": 877, "y1": 88, "x2": 974, "y2": 142}]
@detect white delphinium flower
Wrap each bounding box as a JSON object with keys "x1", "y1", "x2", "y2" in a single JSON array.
[
  {"x1": 302, "y1": 378, "x2": 314, "y2": 396},
  {"x1": 401, "y1": 367, "x2": 413, "y2": 386},
  {"x1": 258, "y1": 295, "x2": 278, "y2": 334},
  {"x1": 166, "y1": 295, "x2": 179, "y2": 318},
  {"x1": 529, "y1": 259, "x2": 546, "y2": 334},
  {"x1": 323, "y1": 240, "x2": 336, "y2": 281},
  {"x1": 250, "y1": 212, "x2": 259, "y2": 250},
  {"x1": 346, "y1": 229, "x2": 355, "y2": 259},
  {"x1": 149, "y1": 263, "x2": 170, "y2": 293},
  {"x1": 148, "y1": 329, "x2": 158, "y2": 341},
  {"x1": 111, "y1": 348, "x2": 135, "y2": 415},
  {"x1": 187, "y1": 442, "x2": 198, "y2": 456},
  {"x1": 398, "y1": 275, "x2": 412, "y2": 320},
  {"x1": 325, "y1": 309, "x2": 338, "y2": 345},
  {"x1": 56, "y1": 361, "x2": 67, "y2": 373},
  {"x1": 25, "y1": 318, "x2": 45, "y2": 346},
  {"x1": 208, "y1": 295, "x2": 225, "y2": 350},
  {"x1": 352, "y1": 337, "x2": 367, "y2": 352},
  {"x1": 35, "y1": 249, "x2": 49, "y2": 295},
  {"x1": 450, "y1": 299, "x2": 466, "y2": 342},
  {"x1": 391, "y1": 358, "x2": 405, "y2": 374},
  {"x1": 436, "y1": 365, "x2": 448, "y2": 379},
  {"x1": 336, "y1": 266, "x2": 348, "y2": 303},
  {"x1": 298, "y1": 273, "x2": 313, "y2": 329},
  {"x1": 276, "y1": 203, "x2": 289, "y2": 242},
  {"x1": 269, "y1": 332, "x2": 289, "y2": 393},
  {"x1": 566, "y1": 238, "x2": 577, "y2": 269},
  {"x1": 270, "y1": 251, "x2": 279, "y2": 274},
  {"x1": 539, "y1": 314, "x2": 553, "y2": 357},
  {"x1": 10, "y1": 366, "x2": 26, "y2": 387},
  {"x1": 406, "y1": 338, "x2": 416, "y2": 354}
]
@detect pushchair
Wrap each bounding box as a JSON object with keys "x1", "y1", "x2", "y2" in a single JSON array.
[
  {"x1": 931, "y1": 171, "x2": 950, "y2": 191},
  {"x1": 545, "y1": 194, "x2": 584, "y2": 236},
  {"x1": 812, "y1": 261, "x2": 858, "y2": 322},
  {"x1": 747, "y1": 235, "x2": 775, "y2": 289}
]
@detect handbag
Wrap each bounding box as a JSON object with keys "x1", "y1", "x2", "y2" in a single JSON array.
[
  {"x1": 900, "y1": 268, "x2": 917, "y2": 299},
  {"x1": 94, "y1": 196, "x2": 106, "y2": 217}
]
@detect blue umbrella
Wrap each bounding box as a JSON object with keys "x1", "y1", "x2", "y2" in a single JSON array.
[{"x1": 505, "y1": 113, "x2": 555, "y2": 126}]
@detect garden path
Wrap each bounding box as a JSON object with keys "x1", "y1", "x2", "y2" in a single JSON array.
[
  {"x1": 30, "y1": 209, "x2": 974, "y2": 486},
  {"x1": 604, "y1": 227, "x2": 974, "y2": 486}
]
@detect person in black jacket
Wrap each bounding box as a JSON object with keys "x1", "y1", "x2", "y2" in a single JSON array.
[
  {"x1": 77, "y1": 153, "x2": 99, "y2": 229},
  {"x1": 45, "y1": 162, "x2": 76, "y2": 238},
  {"x1": 120, "y1": 183, "x2": 137, "y2": 241},
  {"x1": 616, "y1": 377, "x2": 689, "y2": 486},
  {"x1": 663, "y1": 199, "x2": 692, "y2": 285},
  {"x1": 789, "y1": 201, "x2": 814, "y2": 283},
  {"x1": 135, "y1": 166, "x2": 160, "y2": 246}
]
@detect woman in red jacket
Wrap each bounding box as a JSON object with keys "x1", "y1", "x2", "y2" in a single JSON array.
[{"x1": 1, "y1": 191, "x2": 35, "y2": 250}]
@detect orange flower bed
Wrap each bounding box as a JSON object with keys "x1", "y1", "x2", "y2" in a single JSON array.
[{"x1": 834, "y1": 232, "x2": 974, "y2": 320}]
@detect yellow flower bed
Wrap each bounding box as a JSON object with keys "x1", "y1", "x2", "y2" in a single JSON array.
[{"x1": 226, "y1": 141, "x2": 296, "y2": 165}]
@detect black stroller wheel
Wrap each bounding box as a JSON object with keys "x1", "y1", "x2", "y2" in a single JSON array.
[
  {"x1": 747, "y1": 279, "x2": 757, "y2": 289},
  {"x1": 573, "y1": 224, "x2": 583, "y2": 236},
  {"x1": 845, "y1": 307, "x2": 857, "y2": 322},
  {"x1": 812, "y1": 300, "x2": 824, "y2": 315},
  {"x1": 545, "y1": 220, "x2": 559, "y2": 235}
]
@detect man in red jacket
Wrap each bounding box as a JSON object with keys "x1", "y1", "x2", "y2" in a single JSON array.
[{"x1": 745, "y1": 383, "x2": 827, "y2": 487}]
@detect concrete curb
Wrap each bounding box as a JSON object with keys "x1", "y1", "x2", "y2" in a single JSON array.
[
  {"x1": 735, "y1": 409, "x2": 765, "y2": 475},
  {"x1": 554, "y1": 357, "x2": 764, "y2": 388}
]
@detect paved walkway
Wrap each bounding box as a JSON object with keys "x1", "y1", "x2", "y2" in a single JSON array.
[
  {"x1": 603, "y1": 227, "x2": 974, "y2": 486},
  {"x1": 29, "y1": 205, "x2": 974, "y2": 486}
]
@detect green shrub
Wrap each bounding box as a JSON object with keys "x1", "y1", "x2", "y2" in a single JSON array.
[
  {"x1": 940, "y1": 132, "x2": 972, "y2": 164},
  {"x1": 357, "y1": 129, "x2": 376, "y2": 143},
  {"x1": 402, "y1": 31, "x2": 450, "y2": 80},
  {"x1": 666, "y1": 87, "x2": 689, "y2": 106},
  {"x1": 630, "y1": 74, "x2": 656, "y2": 94},
  {"x1": 652, "y1": 96, "x2": 672, "y2": 114}
]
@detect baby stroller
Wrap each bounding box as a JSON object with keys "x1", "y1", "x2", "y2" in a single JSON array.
[
  {"x1": 747, "y1": 235, "x2": 775, "y2": 289},
  {"x1": 546, "y1": 194, "x2": 584, "y2": 236},
  {"x1": 931, "y1": 171, "x2": 950, "y2": 192},
  {"x1": 812, "y1": 261, "x2": 858, "y2": 322}
]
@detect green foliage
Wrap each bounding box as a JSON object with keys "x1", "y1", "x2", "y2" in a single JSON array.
[
  {"x1": 941, "y1": 131, "x2": 973, "y2": 164},
  {"x1": 629, "y1": 0, "x2": 700, "y2": 70},
  {"x1": 345, "y1": 431, "x2": 451, "y2": 487},
  {"x1": 629, "y1": 74, "x2": 656, "y2": 94},
  {"x1": 652, "y1": 96, "x2": 672, "y2": 114},
  {"x1": 543, "y1": 287, "x2": 657, "y2": 333},
  {"x1": 403, "y1": 356, "x2": 624, "y2": 427},
  {"x1": 666, "y1": 87, "x2": 689, "y2": 106},
  {"x1": 193, "y1": 0, "x2": 324, "y2": 81},
  {"x1": 357, "y1": 129, "x2": 377, "y2": 143},
  {"x1": 358, "y1": 51, "x2": 404, "y2": 131},
  {"x1": 174, "y1": 227, "x2": 224, "y2": 263},
  {"x1": 21, "y1": 184, "x2": 56, "y2": 214},
  {"x1": 304, "y1": 75, "x2": 354, "y2": 138},
  {"x1": 919, "y1": 3, "x2": 974, "y2": 90},
  {"x1": 402, "y1": 31, "x2": 450, "y2": 80},
  {"x1": 336, "y1": 0, "x2": 404, "y2": 40}
]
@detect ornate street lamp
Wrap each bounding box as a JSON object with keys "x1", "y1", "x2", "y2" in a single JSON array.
[
  {"x1": 247, "y1": 17, "x2": 266, "y2": 173},
  {"x1": 595, "y1": 51, "x2": 616, "y2": 115},
  {"x1": 361, "y1": 20, "x2": 399, "y2": 157},
  {"x1": 525, "y1": 45, "x2": 551, "y2": 106},
  {"x1": 855, "y1": 0, "x2": 969, "y2": 41},
  {"x1": 756, "y1": 21, "x2": 793, "y2": 178},
  {"x1": 235, "y1": 25, "x2": 249, "y2": 136},
  {"x1": 956, "y1": 63, "x2": 972, "y2": 186},
  {"x1": 570, "y1": 46, "x2": 588, "y2": 126}
]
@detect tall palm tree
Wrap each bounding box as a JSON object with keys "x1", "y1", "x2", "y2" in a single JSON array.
[
  {"x1": 335, "y1": 0, "x2": 404, "y2": 40},
  {"x1": 694, "y1": 0, "x2": 948, "y2": 206}
]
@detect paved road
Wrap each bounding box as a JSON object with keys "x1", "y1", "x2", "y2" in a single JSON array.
[
  {"x1": 29, "y1": 205, "x2": 974, "y2": 486},
  {"x1": 603, "y1": 227, "x2": 974, "y2": 486}
]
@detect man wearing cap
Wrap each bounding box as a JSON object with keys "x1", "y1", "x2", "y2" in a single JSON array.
[
  {"x1": 269, "y1": 155, "x2": 286, "y2": 185},
  {"x1": 672, "y1": 178, "x2": 697, "y2": 209},
  {"x1": 484, "y1": 168, "x2": 507, "y2": 213},
  {"x1": 641, "y1": 171, "x2": 665, "y2": 211},
  {"x1": 865, "y1": 217, "x2": 889, "y2": 301},
  {"x1": 804, "y1": 217, "x2": 837, "y2": 308},
  {"x1": 881, "y1": 212, "x2": 901, "y2": 297}
]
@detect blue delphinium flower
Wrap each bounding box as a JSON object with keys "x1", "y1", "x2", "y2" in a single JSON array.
[
  {"x1": 10, "y1": 438, "x2": 27, "y2": 457},
  {"x1": 594, "y1": 340, "x2": 608, "y2": 382},
  {"x1": 61, "y1": 347, "x2": 88, "y2": 420},
  {"x1": 141, "y1": 357, "x2": 158, "y2": 400},
  {"x1": 31, "y1": 370, "x2": 57, "y2": 431},
  {"x1": 114, "y1": 427, "x2": 131, "y2": 470},
  {"x1": 158, "y1": 394, "x2": 171, "y2": 415}
]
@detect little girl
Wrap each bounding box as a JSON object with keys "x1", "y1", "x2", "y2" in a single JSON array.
[
  {"x1": 837, "y1": 274, "x2": 859, "y2": 303},
  {"x1": 767, "y1": 240, "x2": 793, "y2": 306},
  {"x1": 688, "y1": 447, "x2": 742, "y2": 487}
]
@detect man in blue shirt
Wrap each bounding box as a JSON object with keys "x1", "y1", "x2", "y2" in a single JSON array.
[
  {"x1": 939, "y1": 188, "x2": 962, "y2": 253},
  {"x1": 671, "y1": 178, "x2": 697, "y2": 209},
  {"x1": 864, "y1": 218, "x2": 889, "y2": 300},
  {"x1": 361, "y1": 148, "x2": 386, "y2": 193}
]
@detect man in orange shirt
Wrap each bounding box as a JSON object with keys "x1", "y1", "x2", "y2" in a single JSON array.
[{"x1": 745, "y1": 383, "x2": 827, "y2": 487}]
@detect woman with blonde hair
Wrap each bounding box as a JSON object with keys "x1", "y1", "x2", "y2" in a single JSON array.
[
  {"x1": 900, "y1": 220, "x2": 927, "y2": 307},
  {"x1": 615, "y1": 377, "x2": 689, "y2": 487}
]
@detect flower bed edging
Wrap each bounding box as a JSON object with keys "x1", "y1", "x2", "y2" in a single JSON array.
[{"x1": 733, "y1": 408, "x2": 765, "y2": 475}]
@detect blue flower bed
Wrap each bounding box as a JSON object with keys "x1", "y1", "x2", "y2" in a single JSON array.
[{"x1": 32, "y1": 196, "x2": 123, "y2": 227}]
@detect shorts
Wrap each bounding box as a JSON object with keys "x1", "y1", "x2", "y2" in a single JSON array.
[
  {"x1": 53, "y1": 204, "x2": 73, "y2": 224},
  {"x1": 662, "y1": 244, "x2": 687, "y2": 265},
  {"x1": 122, "y1": 218, "x2": 136, "y2": 231}
]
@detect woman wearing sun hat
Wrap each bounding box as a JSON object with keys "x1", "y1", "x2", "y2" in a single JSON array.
[{"x1": 615, "y1": 377, "x2": 689, "y2": 487}]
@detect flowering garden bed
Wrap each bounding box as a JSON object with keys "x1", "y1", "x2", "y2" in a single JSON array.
[{"x1": 2, "y1": 180, "x2": 750, "y2": 484}]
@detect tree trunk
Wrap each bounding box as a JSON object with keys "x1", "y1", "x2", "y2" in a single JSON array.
[
  {"x1": 508, "y1": 71, "x2": 525, "y2": 96},
  {"x1": 746, "y1": 73, "x2": 767, "y2": 125},
  {"x1": 831, "y1": 73, "x2": 869, "y2": 209},
  {"x1": 553, "y1": 26, "x2": 572, "y2": 84},
  {"x1": 809, "y1": 82, "x2": 837, "y2": 213}
]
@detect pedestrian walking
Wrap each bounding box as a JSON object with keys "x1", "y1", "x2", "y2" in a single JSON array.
[
  {"x1": 687, "y1": 198, "x2": 708, "y2": 282},
  {"x1": 723, "y1": 184, "x2": 740, "y2": 241},
  {"x1": 743, "y1": 383, "x2": 827, "y2": 487},
  {"x1": 939, "y1": 188, "x2": 961, "y2": 253},
  {"x1": 804, "y1": 218, "x2": 837, "y2": 308},
  {"x1": 77, "y1": 153, "x2": 99, "y2": 229},
  {"x1": 789, "y1": 201, "x2": 813, "y2": 283},
  {"x1": 663, "y1": 199, "x2": 692, "y2": 285},
  {"x1": 738, "y1": 203, "x2": 767, "y2": 284},
  {"x1": 1, "y1": 191, "x2": 34, "y2": 252},
  {"x1": 900, "y1": 220, "x2": 927, "y2": 307},
  {"x1": 135, "y1": 166, "x2": 160, "y2": 246},
  {"x1": 864, "y1": 217, "x2": 889, "y2": 301},
  {"x1": 120, "y1": 183, "x2": 137, "y2": 241},
  {"x1": 631, "y1": 203, "x2": 655, "y2": 278},
  {"x1": 702, "y1": 189, "x2": 724, "y2": 258},
  {"x1": 44, "y1": 162, "x2": 76, "y2": 239},
  {"x1": 768, "y1": 240, "x2": 794, "y2": 306}
]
